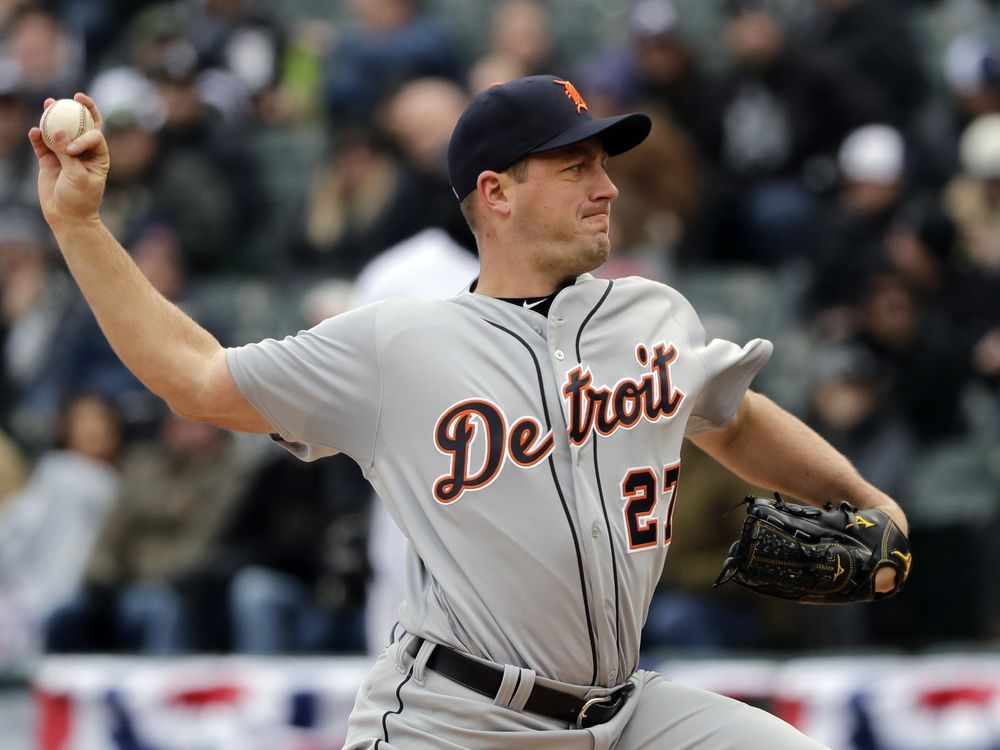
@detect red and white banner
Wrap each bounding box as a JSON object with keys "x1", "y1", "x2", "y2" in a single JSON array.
[{"x1": 32, "y1": 653, "x2": 1000, "y2": 749}]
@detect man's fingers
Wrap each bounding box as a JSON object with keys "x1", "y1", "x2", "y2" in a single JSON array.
[
  {"x1": 66, "y1": 129, "x2": 105, "y2": 156},
  {"x1": 875, "y1": 566, "x2": 896, "y2": 593},
  {"x1": 28, "y1": 126, "x2": 52, "y2": 158},
  {"x1": 37, "y1": 128, "x2": 94, "y2": 180},
  {"x1": 72, "y1": 92, "x2": 103, "y2": 130},
  {"x1": 27, "y1": 127, "x2": 65, "y2": 172}
]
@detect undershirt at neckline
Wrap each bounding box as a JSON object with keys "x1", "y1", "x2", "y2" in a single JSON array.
[{"x1": 497, "y1": 293, "x2": 557, "y2": 317}]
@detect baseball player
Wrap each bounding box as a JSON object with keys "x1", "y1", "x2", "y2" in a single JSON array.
[{"x1": 32, "y1": 77, "x2": 908, "y2": 749}]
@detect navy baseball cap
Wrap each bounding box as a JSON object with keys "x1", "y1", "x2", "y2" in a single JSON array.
[{"x1": 447, "y1": 75, "x2": 652, "y2": 200}]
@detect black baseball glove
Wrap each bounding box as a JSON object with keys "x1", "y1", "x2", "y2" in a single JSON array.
[{"x1": 714, "y1": 494, "x2": 912, "y2": 604}]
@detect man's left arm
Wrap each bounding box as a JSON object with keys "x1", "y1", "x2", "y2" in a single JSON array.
[{"x1": 690, "y1": 390, "x2": 908, "y2": 593}]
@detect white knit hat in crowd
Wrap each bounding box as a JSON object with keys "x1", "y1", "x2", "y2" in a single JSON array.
[
  {"x1": 959, "y1": 113, "x2": 1000, "y2": 179},
  {"x1": 838, "y1": 124, "x2": 905, "y2": 184}
]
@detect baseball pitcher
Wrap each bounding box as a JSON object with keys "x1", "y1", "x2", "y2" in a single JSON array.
[{"x1": 31, "y1": 75, "x2": 909, "y2": 749}]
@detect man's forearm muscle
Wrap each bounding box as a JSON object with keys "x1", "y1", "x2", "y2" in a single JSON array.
[{"x1": 692, "y1": 391, "x2": 907, "y2": 534}]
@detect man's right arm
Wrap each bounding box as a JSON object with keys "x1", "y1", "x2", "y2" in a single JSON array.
[{"x1": 29, "y1": 93, "x2": 272, "y2": 433}]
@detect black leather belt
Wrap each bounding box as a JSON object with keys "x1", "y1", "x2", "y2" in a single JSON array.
[{"x1": 406, "y1": 638, "x2": 634, "y2": 728}]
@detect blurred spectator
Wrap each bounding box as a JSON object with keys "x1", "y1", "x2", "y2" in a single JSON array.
[
  {"x1": 301, "y1": 77, "x2": 471, "y2": 274},
  {"x1": 792, "y1": 0, "x2": 928, "y2": 128},
  {"x1": 46, "y1": 413, "x2": 249, "y2": 654},
  {"x1": 300, "y1": 128, "x2": 412, "y2": 275},
  {"x1": 805, "y1": 343, "x2": 913, "y2": 500},
  {"x1": 216, "y1": 446, "x2": 371, "y2": 654},
  {"x1": 122, "y1": 4, "x2": 250, "y2": 132},
  {"x1": 886, "y1": 208, "x2": 1000, "y2": 379},
  {"x1": 467, "y1": 0, "x2": 556, "y2": 93},
  {"x1": 379, "y1": 77, "x2": 476, "y2": 250},
  {"x1": 52, "y1": 0, "x2": 146, "y2": 71},
  {"x1": 0, "y1": 394, "x2": 122, "y2": 671},
  {"x1": 697, "y1": 0, "x2": 883, "y2": 265},
  {"x1": 112, "y1": 4, "x2": 271, "y2": 268},
  {"x1": 0, "y1": 61, "x2": 38, "y2": 211},
  {"x1": 945, "y1": 113, "x2": 1000, "y2": 270},
  {"x1": 380, "y1": 76, "x2": 465, "y2": 178},
  {"x1": 942, "y1": 113, "x2": 1000, "y2": 391},
  {"x1": 186, "y1": 0, "x2": 284, "y2": 102},
  {"x1": 122, "y1": 3, "x2": 253, "y2": 124},
  {"x1": 915, "y1": 33, "x2": 1000, "y2": 187},
  {"x1": 149, "y1": 70, "x2": 263, "y2": 266},
  {"x1": 352, "y1": 226, "x2": 478, "y2": 314},
  {"x1": 942, "y1": 33, "x2": 1000, "y2": 124},
  {"x1": 579, "y1": 0, "x2": 720, "y2": 158},
  {"x1": 324, "y1": 0, "x2": 462, "y2": 125},
  {"x1": 805, "y1": 124, "x2": 914, "y2": 328},
  {"x1": 0, "y1": 207, "x2": 76, "y2": 447},
  {"x1": 851, "y1": 272, "x2": 972, "y2": 444},
  {"x1": 1, "y1": 3, "x2": 83, "y2": 100},
  {"x1": 123, "y1": 2, "x2": 195, "y2": 79},
  {"x1": 89, "y1": 66, "x2": 244, "y2": 273},
  {"x1": 941, "y1": 115, "x2": 1000, "y2": 392},
  {"x1": 884, "y1": 208, "x2": 961, "y2": 299},
  {"x1": 270, "y1": 17, "x2": 336, "y2": 123}
]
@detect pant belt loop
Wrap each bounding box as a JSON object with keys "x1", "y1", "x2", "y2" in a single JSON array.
[
  {"x1": 411, "y1": 639, "x2": 436, "y2": 686},
  {"x1": 493, "y1": 664, "x2": 520, "y2": 708},
  {"x1": 507, "y1": 667, "x2": 536, "y2": 712},
  {"x1": 394, "y1": 633, "x2": 418, "y2": 673}
]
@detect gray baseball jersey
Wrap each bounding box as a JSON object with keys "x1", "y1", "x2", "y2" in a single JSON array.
[{"x1": 227, "y1": 273, "x2": 770, "y2": 690}]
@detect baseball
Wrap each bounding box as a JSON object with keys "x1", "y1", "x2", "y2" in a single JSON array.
[{"x1": 39, "y1": 98, "x2": 95, "y2": 149}]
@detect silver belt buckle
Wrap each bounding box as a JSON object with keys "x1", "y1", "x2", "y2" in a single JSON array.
[
  {"x1": 575, "y1": 681, "x2": 634, "y2": 729},
  {"x1": 575, "y1": 695, "x2": 609, "y2": 729}
]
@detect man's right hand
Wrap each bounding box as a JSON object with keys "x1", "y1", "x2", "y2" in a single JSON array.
[{"x1": 28, "y1": 93, "x2": 109, "y2": 231}]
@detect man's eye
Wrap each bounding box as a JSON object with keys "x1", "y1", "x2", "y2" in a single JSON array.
[{"x1": 566, "y1": 163, "x2": 584, "y2": 173}]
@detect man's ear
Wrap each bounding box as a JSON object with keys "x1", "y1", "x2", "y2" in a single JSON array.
[{"x1": 477, "y1": 171, "x2": 513, "y2": 219}]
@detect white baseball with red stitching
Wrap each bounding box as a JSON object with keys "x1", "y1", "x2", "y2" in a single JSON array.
[{"x1": 39, "y1": 98, "x2": 94, "y2": 149}]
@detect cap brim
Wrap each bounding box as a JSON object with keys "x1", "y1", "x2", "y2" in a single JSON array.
[{"x1": 528, "y1": 112, "x2": 652, "y2": 158}]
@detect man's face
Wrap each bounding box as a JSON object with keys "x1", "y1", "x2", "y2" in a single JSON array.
[
  {"x1": 507, "y1": 137, "x2": 619, "y2": 281},
  {"x1": 725, "y1": 11, "x2": 784, "y2": 69}
]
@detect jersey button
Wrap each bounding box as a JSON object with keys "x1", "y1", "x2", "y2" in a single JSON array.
[
  {"x1": 555, "y1": 349, "x2": 565, "y2": 360},
  {"x1": 591, "y1": 521, "x2": 601, "y2": 538}
]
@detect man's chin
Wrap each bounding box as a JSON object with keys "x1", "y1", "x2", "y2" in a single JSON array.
[{"x1": 576, "y1": 242, "x2": 611, "y2": 275}]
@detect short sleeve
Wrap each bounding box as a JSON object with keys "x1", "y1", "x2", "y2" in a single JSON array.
[
  {"x1": 226, "y1": 302, "x2": 383, "y2": 467},
  {"x1": 659, "y1": 283, "x2": 773, "y2": 436},
  {"x1": 684, "y1": 337, "x2": 773, "y2": 436}
]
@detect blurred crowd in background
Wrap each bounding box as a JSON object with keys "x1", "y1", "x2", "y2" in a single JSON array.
[{"x1": 0, "y1": 0, "x2": 998, "y2": 676}]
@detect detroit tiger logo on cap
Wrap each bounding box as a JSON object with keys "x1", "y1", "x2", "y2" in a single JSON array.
[{"x1": 553, "y1": 79, "x2": 588, "y2": 113}]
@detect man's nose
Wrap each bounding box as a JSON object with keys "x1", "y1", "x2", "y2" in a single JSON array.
[{"x1": 594, "y1": 169, "x2": 619, "y2": 201}]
